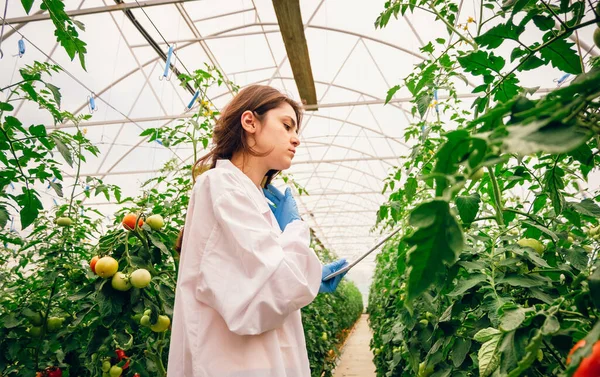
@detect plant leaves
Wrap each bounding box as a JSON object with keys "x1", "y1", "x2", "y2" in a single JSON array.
[
  {"x1": 499, "y1": 308, "x2": 526, "y2": 331},
  {"x1": 385, "y1": 85, "x2": 401, "y2": 105},
  {"x1": 0, "y1": 205, "x2": 8, "y2": 229},
  {"x1": 21, "y1": 0, "x2": 34, "y2": 14},
  {"x1": 455, "y1": 194, "x2": 481, "y2": 224},
  {"x1": 448, "y1": 274, "x2": 487, "y2": 296},
  {"x1": 405, "y1": 200, "x2": 464, "y2": 302},
  {"x1": 542, "y1": 315, "x2": 560, "y2": 335},
  {"x1": 478, "y1": 332, "x2": 503, "y2": 377},
  {"x1": 507, "y1": 330, "x2": 543, "y2": 377},
  {"x1": 570, "y1": 199, "x2": 600, "y2": 218},
  {"x1": 474, "y1": 327, "x2": 502, "y2": 343},
  {"x1": 539, "y1": 38, "x2": 582, "y2": 75},
  {"x1": 452, "y1": 338, "x2": 472, "y2": 368}
]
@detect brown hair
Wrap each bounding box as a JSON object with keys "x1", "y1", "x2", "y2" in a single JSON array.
[{"x1": 175, "y1": 85, "x2": 303, "y2": 254}]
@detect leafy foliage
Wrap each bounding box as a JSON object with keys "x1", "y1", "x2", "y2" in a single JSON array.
[{"x1": 370, "y1": 1, "x2": 600, "y2": 377}]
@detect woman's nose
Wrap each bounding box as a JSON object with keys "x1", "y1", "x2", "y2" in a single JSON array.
[{"x1": 291, "y1": 136, "x2": 300, "y2": 147}]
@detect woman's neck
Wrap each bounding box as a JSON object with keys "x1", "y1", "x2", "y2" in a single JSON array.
[{"x1": 230, "y1": 153, "x2": 268, "y2": 189}]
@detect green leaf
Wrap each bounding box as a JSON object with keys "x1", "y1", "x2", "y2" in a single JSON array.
[
  {"x1": 0, "y1": 101, "x2": 14, "y2": 111},
  {"x1": 568, "y1": 142, "x2": 594, "y2": 167},
  {"x1": 570, "y1": 199, "x2": 600, "y2": 218},
  {"x1": 589, "y1": 267, "x2": 600, "y2": 310},
  {"x1": 21, "y1": 0, "x2": 34, "y2": 13},
  {"x1": 51, "y1": 134, "x2": 73, "y2": 167},
  {"x1": 498, "y1": 274, "x2": 546, "y2": 288},
  {"x1": 522, "y1": 220, "x2": 559, "y2": 242},
  {"x1": 503, "y1": 120, "x2": 590, "y2": 155},
  {"x1": 385, "y1": 85, "x2": 401, "y2": 105},
  {"x1": 544, "y1": 167, "x2": 565, "y2": 216},
  {"x1": 458, "y1": 51, "x2": 505, "y2": 76},
  {"x1": 542, "y1": 315, "x2": 560, "y2": 335},
  {"x1": 45, "y1": 83, "x2": 62, "y2": 108},
  {"x1": 507, "y1": 330, "x2": 543, "y2": 377},
  {"x1": 405, "y1": 177, "x2": 417, "y2": 201},
  {"x1": 518, "y1": 56, "x2": 546, "y2": 71},
  {"x1": 456, "y1": 194, "x2": 481, "y2": 224},
  {"x1": 416, "y1": 93, "x2": 432, "y2": 119},
  {"x1": 499, "y1": 308, "x2": 526, "y2": 331},
  {"x1": 0, "y1": 205, "x2": 8, "y2": 229},
  {"x1": 452, "y1": 338, "x2": 471, "y2": 368},
  {"x1": 49, "y1": 181, "x2": 63, "y2": 197},
  {"x1": 475, "y1": 327, "x2": 502, "y2": 343},
  {"x1": 478, "y1": 332, "x2": 503, "y2": 377},
  {"x1": 475, "y1": 22, "x2": 523, "y2": 49},
  {"x1": 405, "y1": 200, "x2": 464, "y2": 302},
  {"x1": 532, "y1": 194, "x2": 547, "y2": 214},
  {"x1": 539, "y1": 38, "x2": 582, "y2": 75},
  {"x1": 532, "y1": 15, "x2": 555, "y2": 31},
  {"x1": 447, "y1": 274, "x2": 486, "y2": 296}
]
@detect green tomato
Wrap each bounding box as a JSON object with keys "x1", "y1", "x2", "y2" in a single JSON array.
[
  {"x1": 146, "y1": 214, "x2": 164, "y2": 231},
  {"x1": 26, "y1": 311, "x2": 44, "y2": 326},
  {"x1": 419, "y1": 319, "x2": 429, "y2": 327},
  {"x1": 470, "y1": 168, "x2": 484, "y2": 181},
  {"x1": 321, "y1": 332, "x2": 328, "y2": 341},
  {"x1": 150, "y1": 315, "x2": 171, "y2": 332},
  {"x1": 144, "y1": 309, "x2": 152, "y2": 316},
  {"x1": 129, "y1": 269, "x2": 152, "y2": 288},
  {"x1": 46, "y1": 316, "x2": 65, "y2": 332},
  {"x1": 29, "y1": 326, "x2": 42, "y2": 337},
  {"x1": 418, "y1": 361, "x2": 434, "y2": 377},
  {"x1": 131, "y1": 313, "x2": 143, "y2": 323},
  {"x1": 102, "y1": 360, "x2": 111, "y2": 372},
  {"x1": 102, "y1": 373, "x2": 110, "y2": 377},
  {"x1": 109, "y1": 365, "x2": 122, "y2": 377},
  {"x1": 111, "y1": 272, "x2": 132, "y2": 291},
  {"x1": 537, "y1": 349, "x2": 543, "y2": 362},
  {"x1": 56, "y1": 217, "x2": 73, "y2": 226},
  {"x1": 140, "y1": 315, "x2": 151, "y2": 327},
  {"x1": 517, "y1": 238, "x2": 544, "y2": 255},
  {"x1": 594, "y1": 28, "x2": 600, "y2": 49}
]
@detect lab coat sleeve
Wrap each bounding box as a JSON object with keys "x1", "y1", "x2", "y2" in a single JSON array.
[{"x1": 195, "y1": 188, "x2": 322, "y2": 336}]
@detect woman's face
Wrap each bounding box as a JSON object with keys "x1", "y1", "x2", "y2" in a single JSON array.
[{"x1": 246, "y1": 102, "x2": 300, "y2": 171}]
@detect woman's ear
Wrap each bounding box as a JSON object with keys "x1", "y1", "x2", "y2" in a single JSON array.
[{"x1": 240, "y1": 110, "x2": 258, "y2": 134}]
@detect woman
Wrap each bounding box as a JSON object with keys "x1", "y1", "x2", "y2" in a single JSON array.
[{"x1": 167, "y1": 85, "x2": 349, "y2": 377}]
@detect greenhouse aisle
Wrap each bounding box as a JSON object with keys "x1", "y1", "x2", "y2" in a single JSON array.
[{"x1": 333, "y1": 314, "x2": 376, "y2": 377}]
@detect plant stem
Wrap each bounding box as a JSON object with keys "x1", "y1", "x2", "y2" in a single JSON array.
[
  {"x1": 502, "y1": 208, "x2": 546, "y2": 227},
  {"x1": 428, "y1": 1, "x2": 477, "y2": 49},
  {"x1": 543, "y1": 339, "x2": 566, "y2": 369},
  {"x1": 540, "y1": 0, "x2": 567, "y2": 30},
  {"x1": 487, "y1": 167, "x2": 504, "y2": 227}
]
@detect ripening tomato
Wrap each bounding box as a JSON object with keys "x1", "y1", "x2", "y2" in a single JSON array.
[
  {"x1": 90, "y1": 256, "x2": 100, "y2": 274},
  {"x1": 567, "y1": 340, "x2": 600, "y2": 377},
  {"x1": 122, "y1": 214, "x2": 143, "y2": 231}
]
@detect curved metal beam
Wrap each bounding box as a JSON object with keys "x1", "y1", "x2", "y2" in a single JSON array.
[{"x1": 300, "y1": 141, "x2": 395, "y2": 167}]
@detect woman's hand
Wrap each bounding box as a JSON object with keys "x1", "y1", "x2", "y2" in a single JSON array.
[
  {"x1": 319, "y1": 259, "x2": 348, "y2": 293},
  {"x1": 263, "y1": 184, "x2": 301, "y2": 231}
]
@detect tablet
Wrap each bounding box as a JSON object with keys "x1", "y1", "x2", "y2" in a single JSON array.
[{"x1": 322, "y1": 227, "x2": 402, "y2": 281}]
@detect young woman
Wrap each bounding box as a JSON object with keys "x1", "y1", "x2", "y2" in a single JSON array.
[{"x1": 167, "y1": 85, "x2": 349, "y2": 377}]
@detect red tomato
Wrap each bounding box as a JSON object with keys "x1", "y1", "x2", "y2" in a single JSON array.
[
  {"x1": 115, "y1": 349, "x2": 129, "y2": 369},
  {"x1": 122, "y1": 214, "x2": 143, "y2": 231},
  {"x1": 45, "y1": 366, "x2": 62, "y2": 377},
  {"x1": 90, "y1": 256, "x2": 100, "y2": 274},
  {"x1": 567, "y1": 340, "x2": 600, "y2": 377}
]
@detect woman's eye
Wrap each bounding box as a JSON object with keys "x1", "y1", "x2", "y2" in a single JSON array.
[{"x1": 284, "y1": 124, "x2": 291, "y2": 130}]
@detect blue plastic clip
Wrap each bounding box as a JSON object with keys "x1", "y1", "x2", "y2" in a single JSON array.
[
  {"x1": 433, "y1": 89, "x2": 439, "y2": 114},
  {"x1": 52, "y1": 198, "x2": 58, "y2": 206},
  {"x1": 47, "y1": 177, "x2": 57, "y2": 189},
  {"x1": 187, "y1": 90, "x2": 200, "y2": 110},
  {"x1": 554, "y1": 73, "x2": 570, "y2": 87},
  {"x1": 159, "y1": 45, "x2": 177, "y2": 81},
  {"x1": 18, "y1": 39, "x2": 25, "y2": 58},
  {"x1": 87, "y1": 94, "x2": 97, "y2": 113}
]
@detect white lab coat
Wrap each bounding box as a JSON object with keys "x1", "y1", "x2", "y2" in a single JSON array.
[{"x1": 167, "y1": 159, "x2": 323, "y2": 377}]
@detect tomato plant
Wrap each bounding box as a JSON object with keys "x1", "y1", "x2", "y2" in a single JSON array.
[{"x1": 369, "y1": 1, "x2": 600, "y2": 377}]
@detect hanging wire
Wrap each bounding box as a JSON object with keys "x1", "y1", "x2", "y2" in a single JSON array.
[{"x1": 0, "y1": 0, "x2": 8, "y2": 59}]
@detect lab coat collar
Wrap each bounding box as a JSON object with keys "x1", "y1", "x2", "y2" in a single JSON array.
[{"x1": 215, "y1": 159, "x2": 270, "y2": 213}]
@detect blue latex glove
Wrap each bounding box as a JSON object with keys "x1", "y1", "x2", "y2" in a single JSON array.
[
  {"x1": 262, "y1": 184, "x2": 301, "y2": 231},
  {"x1": 319, "y1": 259, "x2": 348, "y2": 294}
]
